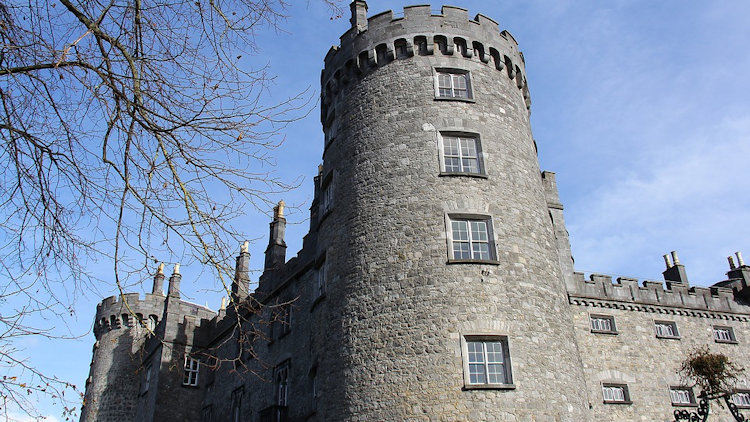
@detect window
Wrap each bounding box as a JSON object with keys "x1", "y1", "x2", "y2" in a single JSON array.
[
  {"x1": 436, "y1": 69, "x2": 472, "y2": 99},
  {"x1": 733, "y1": 390, "x2": 750, "y2": 408},
  {"x1": 183, "y1": 355, "x2": 200, "y2": 386},
  {"x1": 441, "y1": 134, "x2": 483, "y2": 175},
  {"x1": 231, "y1": 387, "x2": 243, "y2": 422},
  {"x1": 201, "y1": 405, "x2": 213, "y2": 422},
  {"x1": 462, "y1": 336, "x2": 513, "y2": 388},
  {"x1": 590, "y1": 315, "x2": 617, "y2": 334},
  {"x1": 602, "y1": 384, "x2": 631, "y2": 404},
  {"x1": 655, "y1": 321, "x2": 679, "y2": 339},
  {"x1": 316, "y1": 260, "x2": 326, "y2": 299},
  {"x1": 275, "y1": 362, "x2": 290, "y2": 407},
  {"x1": 141, "y1": 363, "x2": 152, "y2": 395},
  {"x1": 448, "y1": 216, "x2": 495, "y2": 262},
  {"x1": 713, "y1": 326, "x2": 737, "y2": 343},
  {"x1": 670, "y1": 387, "x2": 696, "y2": 406},
  {"x1": 320, "y1": 177, "x2": 334, "y2": 217}
]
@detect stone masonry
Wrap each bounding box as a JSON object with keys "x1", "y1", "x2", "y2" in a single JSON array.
[{"x1": 81, "y1": 3, "x2": 750, "y2": 422}]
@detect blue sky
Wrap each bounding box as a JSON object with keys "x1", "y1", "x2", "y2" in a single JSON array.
[{"x1": 16, "y1": 1, "x2": 750, "y2": 419}]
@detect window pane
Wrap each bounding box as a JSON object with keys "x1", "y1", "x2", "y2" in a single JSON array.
[
  {"x1": 452, "y1": 221, "x2": 469, "y2": 241},
  {"x1": 472, "y1": 242, "x2": 490, "y2": 260},
  {"x1": 453, "y1": 242, "x2": 471, "y2": 259},
  {"x1": 445, "y1": 157, "x2": 461, "y2": 172},
  {"x1": 487, "y1": 364, "x2": 505, "y2": 384},
  {"x1": 444, "y1": 137, "x2": 459, "y2": 155},
  {"x1": 461, "y1": 157, "x2": 478, "y2": 173},
  {"x1": 470, "y1": 221, "x2": 488, "y2": 241}
]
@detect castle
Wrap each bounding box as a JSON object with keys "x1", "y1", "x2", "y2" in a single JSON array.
[{"x1": 80, "y1": 2, "x2": 750, "y2": 421}]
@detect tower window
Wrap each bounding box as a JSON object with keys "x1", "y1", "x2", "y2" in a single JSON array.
[
  {"x1": 670, "y1": 386, "x2": 696, "y2": 406},
  {"x1": 590, "y1": 315, "x2": 617, "y2": 334},
  {"x1": 446, "y1": 216, "x2": 496, "y2": 262},
  {"x1": 461, "y1": 336, "x2": 513, "y2": 389},
  {"x1": 713, "y1": 326, "x2": 737, "y2": 343},
  {"x1": 435, "y1": 69, "x2": 472, "y2": 100},
  {"x1": 602, "y1": 383, "x2": 631, "y2": 404},
  {"x1": 655, "y1": 321, "x2": 679, "y2": 339},
  {"x1": 275, "y1": 362, "x2": 290, "y2": 407},
  {"x1": 733, "y1": 390, "x2": 750, "y2": 408},
  {"x1": 183, "y1": 355, "x2": 200, "y2": 386},
  {"x1": 440, "y1": 134, "x2": 483, "y2": 175}
]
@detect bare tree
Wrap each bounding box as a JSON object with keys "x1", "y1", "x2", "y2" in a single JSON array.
[{"x1": 0, "y1": 0, "x2": 341, "y2": 418}]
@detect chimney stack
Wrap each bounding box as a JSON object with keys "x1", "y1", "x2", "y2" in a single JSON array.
[
  {"x1": 350, "y1": 1, "x2": 368, "y2": 32},
  {"x1": 167, "y1": 263, "x2": 181, "y2": 298},
  {"x1": 152, "y1": 262, "x2": 166, "y2": 295},
  {"x1": 662, "y1": 251, "x2": 688, "y2": 285},
  {"x1": 232, "y1": 241, "x2": 251, "y2": 303},
  {"x1": 264, "y1": 201, "x2": 287, "y2": 273}
]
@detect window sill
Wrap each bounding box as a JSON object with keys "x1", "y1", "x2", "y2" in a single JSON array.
[
  {"x1": 439, "y1": 172, "x2": 488, "y2": 179},
  {"x1": 435, "y1": 96, "x2": 475, "y2": 103},
  {"x1": 463, "y1": 383, "x2": 515, "y2": 391},
  {"x1": 714, "y1": 339, "x2": 738, "y2": 344},
  {"x1": 447, "y1": 259, "x2": 500, "y2": 266},
  {"x1": 671, "y1": 402, "x2": 698, "y2": 408},
  {"x1": 591, "y1": 330, "x2": 618, "y2": 335},
  {"x1": 656, "y1": 335, "x2": 681, "y2": 340},
  {"x1": 603, "y1": 400, "x2": 632, "y2": 405}
]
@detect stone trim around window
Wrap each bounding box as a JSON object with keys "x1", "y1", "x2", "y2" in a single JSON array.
[
  {"x1": 590, "y1": 314, "x2": 618, "y2": 335},
  {"x1": 654, "y1": 320, "x2": 680, "y2": 340},
  {"x1": 434, "y1": 68, "x2": 474, "y2": 102},
  {"x1": 460, "y1": 334, "x2": 515, "y2": 390},
  {"x1": 444, "y1": 214, "x2": 500, "y2": 265},
  {"x1": 602, "y1": 383, "x2": 632, "y2": 404},
  {"x1": 437, "y1": 132, "x2": 487, "y2": 177},
  {"x1": 713, "y1": 325, "x2": 738, "y2": 344},
  {"x1": 669, "y1": 386, "x2": 697, "y2": 407}
]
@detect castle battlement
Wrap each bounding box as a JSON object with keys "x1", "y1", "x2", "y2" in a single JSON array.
[
  {"x1": 320, "y1": 3, "x2": 531, "y2": 123},
  {"x1": 568, "y1": 271, "x2": 750, "y2": 319},
  {"x1": 93, "y1": 293, "x2": 166, "y2": 339}
]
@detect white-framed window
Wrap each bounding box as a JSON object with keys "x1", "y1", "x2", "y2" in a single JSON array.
[
  {"x1": 670, "y1": 386, "x2": 696, "y2": 406},
  {"x1": 461, "y1": 336, "x2": 513, "y2": 388},
  {"x1": 733, "y1": 390, "x2": 750, "y2": 408},
  {"x1": 275, "y1": 362, "x2": 290, "y2": 407},
  {"x1": 435, "y1": 69, "x2": 472, "y2": 99},
  {"x1": 231, "y1": 387, "x2": 243, "y2": 422},
  {"x1": 590, "y1": 315, "x2": 617, "y2": 334},
  {"x1": 655, "y1": 321, "x2": 679, "y2": 339},
  {"x1": 440, "y1": 134, "x2": 483, "y2": 175},
  {"x1": 183, "y1": 355, "x2": 200, "y2": 386},
  {"x1": 447, "y1": 216, "x2": 495, "y2": 262},
  {"x1": 713, "y1": 326, "x2": 737, "y2": 343},
  {"x1": 602, "y1": 383, "x2": 631, "y2": 404}
]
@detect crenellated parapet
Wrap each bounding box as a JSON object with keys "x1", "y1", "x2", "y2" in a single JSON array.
[
  {"x1": 568, "y1": 271, "x2": 750, "y2": 320},
  {"x1": 93, "y1": 293, "x2": 166, "y2": 339},
  {"x1": 320, "y1": 3, "x2": 531, "y2": 123}
]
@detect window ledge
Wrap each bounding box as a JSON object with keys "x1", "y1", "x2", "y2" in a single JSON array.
[
  {"x1": 439, "y1": 172, "x2": 488, "y2": 179},
  {"x1": 435, "y1": 96, "x2": 475, "y2": 103},
  {"x1": 671, "y1": 403, "x2": 698, "y2": 408},
  {"x1": 714, "y1": 339, "x2": 738, "y2": 344},
  {"x1": 463, "y1": 383, "x2": 515, "y2": 391},
  {"x1": 603, "y1": 400, "x2": 632, "y2": 405},
  {"x1": 591, "y1": 330, "x2": 619, "y2": 335},
  {"x1": 447, "y1": 259, "x2": 500, "y2": 266},
  {"x1": 656, "y1": 335, "x2": 681, "y2": 340}
]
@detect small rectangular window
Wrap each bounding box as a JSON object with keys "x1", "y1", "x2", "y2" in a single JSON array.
[
  {"x1": 590, "y1": 315, "x2": 617, "y2": 334},
  {"x1": 655, "y1": 321, "x2": 679, "y2": 339},
  {"x1": 435, "y1": 69, "x2": 472, "y2": 100},
  {"x1": 713, "y1": 326, "x2": 737, "y2": 343},
  {"x1": 733, "y1": 390, "x2": 750, "y2": 408},
  {"x1": 275, "y1": 362, "x2": 290, "y2": 407},
  {"x1": 183, "y1": 355, "x2": 200, "y2": 386},
  {"x1": 441, "y1": 134, "x2": 483, "y2": 175},
  {"x1": 670, "y1": 387, "x2": 696, "y2": 406},
  {"x1": 316, "y1": 261, "x2": 326, "y2": 299},
  {"x1": 447, "y1": 216, "x2": 496, "y2": 262},
  {"x1": 602, "y1": 383, "x2": 631, "y2": 404},
  {"x1": 320, "y1": 177, "x2": 334, "y2": 217},
  {"x1": 462, "y1": 336, "x2": 513, "y2": 389}
]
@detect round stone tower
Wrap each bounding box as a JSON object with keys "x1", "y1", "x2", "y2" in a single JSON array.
[
  {"x1": 80, "y1": 290, "x2": 165, "y2": 421},
  {"x1": 314, "y1": 2, "x2": 591, "y2": 420}
]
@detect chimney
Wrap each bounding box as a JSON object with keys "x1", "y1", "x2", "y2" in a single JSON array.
[
  {"x1": 350, "y1": 1, "x2": 368, "y2": 32},
  {"x1": 232, "y1": 241, "x2": 251, "y2": 303},
  {"x1": 726, "y1": 251, "x2": 750, "y2": 302},
  {"x1": 167, "y1": 263, "x2": 181, "y2": 298},
  {"x1": 662, "y1": 251, "x2": 689, "y2": 285},
  {"x1": 264, "y1": 201, "x2": 287, "y2": 273},
  {"x1": 152, "y1": 262, "x2": 165, "y2": 295}
]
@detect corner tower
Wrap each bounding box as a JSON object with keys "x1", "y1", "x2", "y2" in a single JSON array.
[{"x1": 314, "y1": 3, "x2": 591, "y2": 420}]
